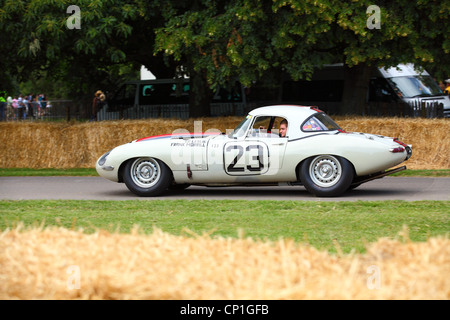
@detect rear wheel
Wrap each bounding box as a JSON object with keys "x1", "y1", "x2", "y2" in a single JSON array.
[
  {"x1": 123, "y1": 157, "x2": 172, "y2": 196},
  {"x1": 300, "y1": 155, "x2": 353, "y2": 197}
]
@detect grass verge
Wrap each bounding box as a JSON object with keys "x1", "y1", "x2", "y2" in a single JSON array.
[
  {"x1": 1, "y1": 200, "x2": 448, "y2": 254},
  {"x1": 0, "y1": 168, "x2": 97, "y2": 176}
]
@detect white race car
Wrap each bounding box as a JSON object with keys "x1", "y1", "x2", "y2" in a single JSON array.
[{"x1": 96, "y1": 105, "x2": 412, "y2": 197}]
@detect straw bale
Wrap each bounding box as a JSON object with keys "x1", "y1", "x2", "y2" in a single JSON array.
[
  {"x1": 0, "y1": 226, "x2": 448, "y2": 300},
  {"x1": 0, "y1": 117, "x2": 448, "y2": 169}
]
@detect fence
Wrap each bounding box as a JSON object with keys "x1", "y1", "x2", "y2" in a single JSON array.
[
  {"x1": 43, "y1": 100, "x2": 75, "y2": 121},
  {"x1": 364, "y1": 101, "x2": 444, "y2": 118},
  {"x1": 15, "y1": 99, "x2": 444, "y2": 121},
  {"x1": 22, "y1": 100, "x2": 87, "y2": 121},
  {"x1": 96, "y1": 102, "x2": 246, "y2": 120}
]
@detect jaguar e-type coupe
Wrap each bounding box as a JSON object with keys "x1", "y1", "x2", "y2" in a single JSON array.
[{"x1": 96, "y1": 105, "x2": 412, "y2": 197}]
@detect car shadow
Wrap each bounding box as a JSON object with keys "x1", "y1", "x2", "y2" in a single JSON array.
[
  {"x1": 97, "y1": 184, "x2": 417, "y2": 200},
  {"x1": 165, "y1": 185, "x2": 417, "y2": 200}
]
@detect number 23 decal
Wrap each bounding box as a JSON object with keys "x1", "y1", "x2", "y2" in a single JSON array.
[{"x1": 224, "y1": 142, "x2": 269, "y2": 175}]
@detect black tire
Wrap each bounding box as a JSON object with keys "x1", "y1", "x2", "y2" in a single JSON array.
[
  {"x1": 347, "y1": 183, "x2": 361, "y2": 191},
  {"x1": 300, "y1": 155, "x2": 354, "y2": 197},
  {"x1": 123, "y1": 157, "x2": 172, "y2": 197}
]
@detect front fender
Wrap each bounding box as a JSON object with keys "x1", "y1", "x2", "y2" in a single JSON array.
[{"x1": 96, "y1": 139, "x2": 172, "y2": 182}]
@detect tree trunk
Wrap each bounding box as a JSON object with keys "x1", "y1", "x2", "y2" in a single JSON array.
[
  {"x1": 341, "y1": 63, "x2": 374, "y2": 115},
  {"x1": 189, "y1": 69, "x2": 212, "y2": 118}
]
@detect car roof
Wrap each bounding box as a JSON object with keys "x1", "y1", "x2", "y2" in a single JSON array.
[{"x1": 248, "y1": 105, "x2": 319, "y2": 119}]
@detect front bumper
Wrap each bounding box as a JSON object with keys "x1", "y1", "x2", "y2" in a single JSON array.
[{"x1": 96, "y1": 151, "x2": 120, "y2": 182}]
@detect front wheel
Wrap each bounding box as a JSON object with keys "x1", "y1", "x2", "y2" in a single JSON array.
[
  {"x1": 300, "y1": 155, "x2": 354, "y2": 197},
  {"x1": 123, "y1": 157, "x2": 172, "y2": 196}
]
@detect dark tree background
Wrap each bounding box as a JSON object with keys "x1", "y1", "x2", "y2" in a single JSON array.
[{"x1": 0, "y1": 0, "x2": 448, "y2": 116}]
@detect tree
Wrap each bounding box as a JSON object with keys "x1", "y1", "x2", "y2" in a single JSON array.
[
  {"x1": 1, "y1": 0, "x2": 448, "y2": 117},
  {"x1": 155, "y1": 0, "x2": 449, "y2": 115},
  {"x1": 0, "y1": 0, "x2": 174, "y2": 114}
]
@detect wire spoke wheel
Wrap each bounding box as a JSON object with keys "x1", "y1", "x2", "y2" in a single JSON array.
[
  {"x1": 123, "y1": 157, "x2": 172, "y2": 197},
  {"x1": 130, "y1": 158, "x2": 161, "y2": 188},
  {"x1": 300, "y1": 155, "x2": 354, "y2": 197},
  {"x1": 309, "y1": 155, "x2": 342, "y2": 188}
]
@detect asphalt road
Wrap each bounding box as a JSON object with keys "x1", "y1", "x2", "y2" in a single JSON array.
[{"x1": 0, "y1": 176, "x2": 449, "y2": 201}]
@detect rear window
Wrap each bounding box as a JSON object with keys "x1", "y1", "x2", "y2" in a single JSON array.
[
  {"x1": 139, "y1": 83, "x2": 190, "y2": 105},
  {"x1": 301, "y1": 113, "x2": 342, "y2": 132}
]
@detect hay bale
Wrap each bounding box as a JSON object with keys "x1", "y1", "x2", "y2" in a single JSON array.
[
  {"x1": 0, "y1": 226, "x2": 448, "y2": 299},
  {"x1": 0, "y1": 117, "x2": 448, "y2": 169}
]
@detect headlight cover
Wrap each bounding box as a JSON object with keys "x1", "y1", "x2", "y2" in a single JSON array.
[{"x1": 98, "y1": 152, "x2": 110, "y2": 166}]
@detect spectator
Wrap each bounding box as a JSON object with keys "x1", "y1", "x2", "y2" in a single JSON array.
[
  {"x1": 27, "y1": 94, "x2": 33, "y2": 119},
  {"x1": 0, "y1": 91, "x2": 6, "y2": 121},
  {"x1": 17, "y1": 94, "x2": 24, "y2": 120},
  {"x1": 39, "y1": 94, "x2": 47, "y2": 118},
  {"x1": 31, "y1": 95, "x2": 40, "y2": 119},
  {"x1": 22, "y1": 95, "x2": 30, "y2": 119},
  {"x1": 12, "y1": 97, "x2": 18, "y2": 120},
  {"x1": 91, "y1": 90, "x2": 105, "y2": 121},
  {"x1": 6, "y1": 96, "x2": 13, "y2": 120},
  {"x1": 444, "y1": 79, "x2": 450, "y2": 96}
]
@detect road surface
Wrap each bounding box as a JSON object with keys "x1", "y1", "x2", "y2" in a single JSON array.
[{"x1": 0, "y1": 176, "x2": 449, "y2": 201}]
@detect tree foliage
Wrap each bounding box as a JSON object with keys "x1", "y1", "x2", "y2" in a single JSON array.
[
  {"x1": 154, "y1": 0, "x2": 449, "y2": 86},
  {"x1": 0, "y1": 0, "x2": 448, "y2": 115},
  {"x1": 0, "y1": 0, "x2": 163, "y2": 98}
]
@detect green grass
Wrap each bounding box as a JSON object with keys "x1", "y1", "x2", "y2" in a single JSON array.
[
  {"x1": 1, "y1": 168, "x2": 448, "y2": 254},
  {"x1": 1, "y1": 200, "x2": 448, "y2": 254},
  {"x1": 390, "y1": 169, "x2": 450, "y2": 177},
  {"x1": 0, "y1": 168, "x2": 448, "y2": 177},
  {"x1": 0, "y1": 168, "x2": 97, "y2": 176}
]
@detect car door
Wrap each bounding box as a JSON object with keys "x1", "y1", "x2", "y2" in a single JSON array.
[{"x1": 223, "y1": 115, "x2": 288, "y2": 177}]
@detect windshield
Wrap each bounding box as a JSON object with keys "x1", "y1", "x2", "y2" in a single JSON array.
[
  {"x1": 387, "y1": 76, "x2": 443, "y2": 98},
  {"x1": 229, "y1": 115, "x2": 253, "y2": 138},
  {"x1": 302, "y1": 113, "x2": 342, "y2": 132}
]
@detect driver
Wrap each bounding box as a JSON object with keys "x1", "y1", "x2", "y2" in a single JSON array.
[{"x1": 279, "y1": 119, "x2": 288, "y2": 137}]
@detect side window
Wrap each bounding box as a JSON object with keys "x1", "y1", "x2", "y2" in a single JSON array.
[
  {"x1": 249, "y1": 116, "x2": 288, "y2": 138},
  {"x1": 302, "y1": 117, "x2": 326, "y2": 131},
  {"x1": 369, "y1": 78, "x2": 397, "y2": 102},
  {"x1": 142, "y1": 85, "x2": 154, "y2": 97},
  {"x1": 301, "y1": 113, "x2": 341, "y2": 132},
  {"x1": 169, "y1": 83, "x2": 190, "y2": 103},
  {"x1": 123, "y1": 84, "x2": 136, "y2": 100},
  {"x1": 252, "y1": 116, "x2": 271, "y2": 133},
  {"x1": 113, "y1": 84, "x2": 136, "y2": 102},
  {"x1": 139, "y1": 84, "x2": 155, "y2": 104},
  {"x1": 139, "y1": 82, "x2": 190, "y2": 105}
]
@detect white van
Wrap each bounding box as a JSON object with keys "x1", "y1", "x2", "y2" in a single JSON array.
[
  {"x1": 378, "y1": 63, "x2": 450, "y2": 117},
  {"x1": 281, "y1": 63, "x2": 449, "y2": 117}
]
